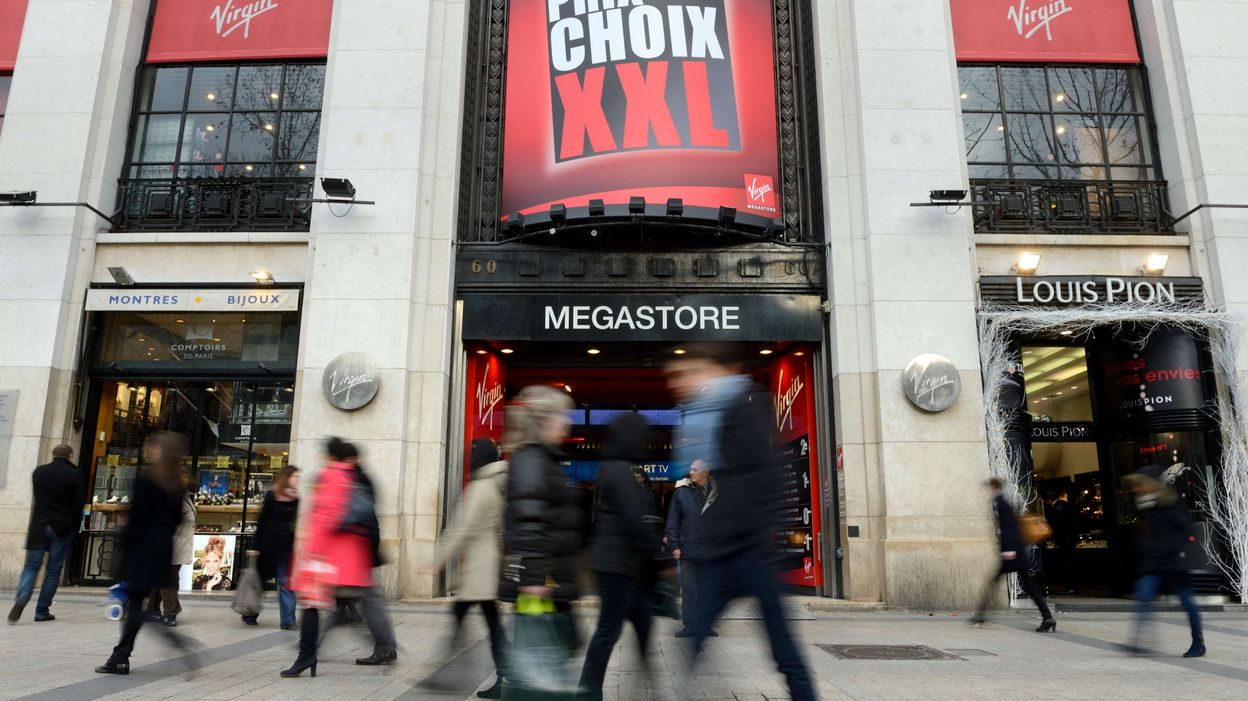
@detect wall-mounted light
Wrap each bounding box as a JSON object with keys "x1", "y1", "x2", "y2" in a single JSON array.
[
  {"x1": 108, "y1": 266, "x2": 136, "y2": 286},
  {"x1": 249, "y1": 270, "x2": 275, "y2": 285},
  {"x1": 1142, "y1": 252, "x2": 1169, "y2": 275},
  {"x1": 1013, "y1": 252, "x2": 1042, "y2": 274},
  {"x1": 666, "y1": 198, "x2": 683, "y2": 217},
  {"x1": 629, "y1": 196, "x2": 646, "y2": 215}
]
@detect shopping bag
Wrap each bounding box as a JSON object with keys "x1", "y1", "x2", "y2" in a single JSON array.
[
  {"x1": 1019, "y1": 514, "x2": 1053, "y2": 545},
  {"x1": 299, "y1": 558, "x2": 338, "y2": 610},
  {"x1": 502, "y1": 595, "x2": 576, "y2": 700},
  {"x1": 649, "y1": 573, "x2": 680, "y2": 620},
  {"x1": 231, "y1": 564, "x2": 264, "y2": 617}
]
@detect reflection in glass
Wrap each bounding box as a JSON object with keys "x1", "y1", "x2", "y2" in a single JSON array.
[
  {"x1": 235, "y1": 65, "x2": 282, "y2": 110},
  {"x1": 963, "y1": 113, "x2": 1006, "y2": 162},
  {"x1": 277, "y1": 112, "x2": 320, "y2": 162},
  {"x1": 181, "y1": 114, "x2": 228, "y2": 164},
  {"x1": 228, "y1": 112, "x2": 277, "y2": 162},
  {"x1": 188, "y1": 66, "x2": 236, "y2": 112},
  {"x1": 969, "y1": 163, "x2": 1009, "y2": 179},
  {"x1": 134, "y1": 114, "x2": 182, "y2": 163},
  {"x1": 1001, "y1": 66, "x2": 1048, "y2": 112},
  {"x1": 957, "y1": 66, "x2": 1000, "y2": 111},
  {"x1": 1048, "y1": 67, "x2": 1096, "y2": 112},
  {"x1": 1006, "y1": 113, "x2": 1056, "y2": 165},
  {"x1": 1055, "y1": 114, "x2": 1104, "y2": 166},
  {"x1": 141, "y1": 67, "x2": 189, "y2": 112},
  {"x1": 282, "y1": 65, "x2": 326, "y2": 109},
  {"x1": 1104, "y1": 115, "x2": 1147, "y2": 165},
  {"x1": 1096, "y1": 68, "x2": 1139, "y2": 113}
]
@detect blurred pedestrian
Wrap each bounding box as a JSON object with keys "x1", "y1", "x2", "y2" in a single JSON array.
[
  {"x1": 971, "y1": 477, "x2": 1056, "y2": 632},
  {"x1": 577, "y1": 414, "x2": 662, "y2": 701},
  {"x1": 146, "y1": 467, "x2": 195, "y2": 626},
  {"x1": 1121, "y1": 465, "x2": 1205, "y2": 658},
  {"x1": 283, "y1": 438, "x2": 397, "y2": 678},
  {"x1": 96, "y1": 432, "x2": 202, "y2": 675},
  {"x1": 434, "y1": 438, "x2": 509, "y2": 698},
  {"x1": 242, "y1": 465, "x2": 300, "y2": 629},
  {"x1": 1045, "y1": 486, "x2": 1078, "y2": 594},
  {"x1": 500, "y1": 385, "x2": 580, "y2": 697},
  {"x1": 10, "y1": 444, "x2": 83, "y2": 624},
  {"x1": 665, "y1": 344, "x2": 816, "y2": 701},
  {"x1": 665, "y1": 458, "x2": 717, "y2": 638}
]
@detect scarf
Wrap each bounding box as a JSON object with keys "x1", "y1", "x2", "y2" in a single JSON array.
[{"x1": 674, "y1": 373, "x2": 751, "y2": 475}]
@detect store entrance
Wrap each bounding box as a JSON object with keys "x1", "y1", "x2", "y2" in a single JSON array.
[{"x1": 462, "y1": 340, "x2": 832, "y2": 595}]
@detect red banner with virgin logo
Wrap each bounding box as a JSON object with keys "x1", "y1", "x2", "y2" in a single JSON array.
[
  {"x1": 0, "y1": 0, "x2": 29, "y2": 71},
  {"x1": 464, "y1": 352, "x2": 506, "y2": 486},
  {"x1": 950, "y1": 0, "x2": 1140, "y2": 64},
  {"x1": 766, "y1": 348, "x2": 823, "y2": 589},
  {"x1": 501, "y1": 0, "x2": 782, "y2": 220},
  {"x1": 146, "y1": 0, "x2": 333, "y2": 63}
]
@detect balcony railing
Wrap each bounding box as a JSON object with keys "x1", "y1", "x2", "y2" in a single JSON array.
[
  {"x1": 970, "y1": 179, "x2": 1171, "y2": 235},
  {"x1": 114, "y1": 177, "x2": 314, "y2": 232}
]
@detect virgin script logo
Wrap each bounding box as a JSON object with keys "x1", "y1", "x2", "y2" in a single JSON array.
[
  {"x1": 1007, "y1": 0, "x2": 1073, "y2": 42},
  {"x1": 475, "y1": 378, "x2": 504, "y2": 429},
  {"x1": 774, "y1": 369, "x2": 805, "y2": 432},
  {"x1": 747, "y1": 178, "x2": 773, "y2": 203},
  {"x1": 211, "y1": 0, "x2": 280, "y2": 40}
]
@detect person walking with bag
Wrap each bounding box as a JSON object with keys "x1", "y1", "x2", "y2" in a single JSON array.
[
  {"x1": 433, "y1": 438, "x2": 509, "y2": 698},
  {"x1": 283, "y1": 439, "x2": 396, "y2": 678},
  {"x1": 970, "y1": 477, "x2": 1056, "y2": 632},
  {"x1": 147, "y1": 468, "x2": 195, "y2": 626},
  {"x1": 96, "y1": 432, "x2": 202, "y2": 675},
  {"x1": 241, "y1": 465, "x2": 300, "y2": 629},
  {"x1": 577, "y1": 413, "x2": 662, "y2": 701},
  {"x1": 10, "y1": 445, "x2": 83, "y2": 624}
]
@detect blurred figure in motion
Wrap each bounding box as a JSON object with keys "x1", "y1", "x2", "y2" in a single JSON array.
[
  {"x1": 283, "y1": 438, "x2": 397, "y2": 678},
  {"x1": 146, "y1": 467, "x2": 195, "y2": 626},
  {"x1": 96, "y1": 432, "x2": 202, "y2": 675},
  {"x1": 1044, "y1": 486, "x2": 1079, "y2": 595},
  {"x1": 242, "y1": 465, "x2": 300, "y2": 629},
  {"x1": 500, "y1": 385, "x2": 580, "y2": 698},
  {"x1": 970, "y1": 478, "x2": 1056, "y2": 632},
  {"x1": 434, "y1": 438, "x2": 509, "y2": 698},
  {"x1": 665, "y1": 344, "x2": 817, "y2": 701},
  {"x1": 1121, "y1": 465, "x2": 1205, "y2": 658},
  {"x1": 10, "y1": 444, "x2": 83, "y2": 624},
  {"x1": 577, "y1": 414, "x2": 662, "y2": 701},
  {"x1": 665, "y1": 458, "x2": 716, "y2": 638}
]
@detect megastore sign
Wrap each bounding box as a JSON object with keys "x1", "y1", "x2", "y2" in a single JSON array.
[{"x1": 501, "y1": 0, "x2": 781, "y2": 218}]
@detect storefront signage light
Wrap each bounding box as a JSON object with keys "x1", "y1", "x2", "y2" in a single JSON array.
[
  {"x1": 322, "y1": 353, "x2": 380, "y2": 412},
  {"x1": 1014, "y1": 277, "x2": 1177, "y2": 305},
  {"x1": 85, "y1": 288, "x2": 301, "y2": 312},
  {"x1": 902, "y1": 354, "x2": 961, "y2": 413},
  {"x1": 1031, "y1": 423, "x2": 1093, "y2": 441}
]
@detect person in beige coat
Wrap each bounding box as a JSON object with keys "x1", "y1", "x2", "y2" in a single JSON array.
[
  {"x1": 435, "y1": 438, "x2": 509, "y2": 698},
  {"x1": 146, "y1": 469, "x2": 196, "y2": 626}
]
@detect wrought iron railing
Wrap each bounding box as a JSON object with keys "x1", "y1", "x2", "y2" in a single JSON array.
[
  {"x1": 970, "y1": 179, "x2": 1172, "y2": 235},
  {"x1": 114, "y1": 177, "x2": 314, "y2": 232}
]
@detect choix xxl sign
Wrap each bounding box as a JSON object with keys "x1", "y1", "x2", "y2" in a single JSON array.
[{"x1": 1014, "y1": 277, "x2": 1177, "y2": 305}]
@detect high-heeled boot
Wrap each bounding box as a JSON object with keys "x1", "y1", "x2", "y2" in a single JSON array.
[
  {"x1": 280, "y1": 654, "x2": 317, "y2": 678},
  {"x1": 1036, "y1": 618, "x2": 1057, "y2": 633},
  {"x1": 1183, "y1": 638, "x2": 1206, "y2": 658},
  {"x1": 95, "y1": 656, "x2": 130, "y2": 675}
]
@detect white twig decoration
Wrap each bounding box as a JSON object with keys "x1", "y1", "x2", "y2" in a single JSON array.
[{"x1": 978, "y1": 300, "x2": 1248, "y2": 602}]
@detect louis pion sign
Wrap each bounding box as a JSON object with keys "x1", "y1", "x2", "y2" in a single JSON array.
[{"x1": 979, "y1": 276, "x2": 1204, "y2": 308}]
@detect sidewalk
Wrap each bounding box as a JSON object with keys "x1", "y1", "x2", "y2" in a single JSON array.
[{"x1": 2, "y1": 592, "x2": 1247, "y2": 700}]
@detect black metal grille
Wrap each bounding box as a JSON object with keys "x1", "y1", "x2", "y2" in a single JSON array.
[
  {"x1": 114, "y1": 177, "x2": 314, "y2": 232},
  {"x1": 971, "y1": 179, "x2": 1171, "y2": 235},
  {"x1": 816, "y1": 644, "x2": 964, "y2": 661}
]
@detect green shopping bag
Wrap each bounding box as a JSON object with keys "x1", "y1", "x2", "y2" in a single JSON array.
[{"x1": 502, "y1": 594, "x2": 577, "y2": 700}]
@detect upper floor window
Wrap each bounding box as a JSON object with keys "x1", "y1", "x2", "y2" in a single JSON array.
[
  {"x1": 959, "y1": 65, "x2": 1158, "y2": 183},
  {"x1": 0, "y1": 74, "x2": 11, "y2": 138},
  {"x1": 127, "y1": 62, "x2": 324, "y2": 180}
]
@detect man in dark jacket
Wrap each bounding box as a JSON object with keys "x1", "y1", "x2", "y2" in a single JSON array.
[
  {"x1": 971, "y1": 478, "x2": 1055, "y2": 631},
  {"x1": 9, "y1": 445, "x2": 83, "y2": 623},
  {"x1": 665, "y1": 459, "x2": 716, "y2": 637},
  {"x1": 665, "y1": 345, "x2": 816, "y2": 701}
]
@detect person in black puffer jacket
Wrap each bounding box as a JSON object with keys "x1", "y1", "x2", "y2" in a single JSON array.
[{"x1": 578, "y1": 413, "x2": 661, "y2": 701}]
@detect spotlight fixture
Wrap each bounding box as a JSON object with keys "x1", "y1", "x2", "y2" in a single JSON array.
[
  {"x1": 320, "y1": 177, "x2": 357, "y2": 200},
  {"x1": 1060, "y1": 330, "x2": 1073, "y2": 336},
  {"x1": 759, "y1": 349, "x2": 774, "y2": 356},
  {"x1": 588, "y1": 199, "x2": 605, "y2": 217},
  {"x1": 929, "y1": 189, "x2": 968, "y2": 204},
  {"x1": 0, "y1": 190, "x2": 37, "y2": 204},
  {"x1": 1142, "y1": 252, "x2": 1170, "y2": 275},
  {"x1": 629, "y1": 196, "x2": 646, "y2": 215},
  {"x1": 717, "y1": 206, "x2": 736, "y2": 227},
  {"x1": 563, "y1": 384, "x2": 573, "y2": 393},
  {"x1": 500, "y1": 348, "x2": 514, "y2": 355},
  {"x1": 587, "y1": 348, "x2": 601, "y2": 355},
  {"x1": 673, "y1": 348, "x2": 687, "y2": 355},
  {"x1": 504, "y1": 212, "x2": 525, "y2": 234},
  {"x1": 107, "y1": 266, "x2": 136, "y2": 286},
  {"x1": 476, "y1": 349, "x2": 488, "y2": 355},
  {"x1": 666, "y1": 198, "x2": 683, "y2": 217},
  {"x1": 550, "y1": 203, "x2": 567, "y2": 226},
  {"x1": 1014, "y1": 252, "x2": 1042, "y2": 274},
  {"x1": 249, "y1": 270, "x2": 275, "y2": 285}
]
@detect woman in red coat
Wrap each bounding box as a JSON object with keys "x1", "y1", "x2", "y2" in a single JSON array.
[{"x1": 282, "y1": 438, "x2": 396, "y2": 677}]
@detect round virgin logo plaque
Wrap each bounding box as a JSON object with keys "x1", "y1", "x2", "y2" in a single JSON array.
[
  {"x1": 902, "y1": 354, "x2": 961, "y2": 413},
  {"x1": 322, "y1": 353, "x2": 380, "y2": 411}
]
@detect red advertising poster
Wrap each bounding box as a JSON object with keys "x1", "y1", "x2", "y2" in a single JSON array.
[
  {"x1": 463, "y1": 352, "x2": 506, "y2": 486},
  {"x1": 767, "y1": 348, "x2": 823, "y2": 588},
  {"x1": 146, "y1": 0, "x2": 333, "y2": 64},
  {"x1": 501, "y1": 0, "x2": 781, "y2": 218},
  {"x1": 0, "y1": 0, "x2": 29, "y2": 72},
  {"x1": 950, "y1": 0, "x2": 1140, "y2": 64}
]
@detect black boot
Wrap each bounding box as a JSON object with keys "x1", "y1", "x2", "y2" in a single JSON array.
[
  {"x1": 1036, "y1": 618, "x2": 1057, "y2": 633},
  {"x1": 355, "y1": 649, "x2": 397, "y2": 666},
  {"x1": 280, "y1": 654, "x2": 317, "y2": 678},
  {"x1": 95, "y1": 656, "x2": 130, "y2": 675},
  {"x1": 1183, "y1": 639, "x2": 1206, "y2": 658},
  {"x1": 477, "y1": 678, "x2": 503, "y2": 698}
]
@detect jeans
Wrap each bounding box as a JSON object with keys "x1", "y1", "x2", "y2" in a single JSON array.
[
  {"x1": 243, "y1": 562, "x2": 297, "y2": 627},
  {"x1": 578, "y1": 573, "x2": 653, "y2": 700},
  {"x1": 690, "y1": 548, "x2": 815, "y2": 701},
  {"x1": 454, "y1": 600, "x2": 507, "y2": 674},
  {"x1": 1132, "y1": 572, "x2": 1203, "y2": 645},
  {"x1": 678, "y1": 560, "x2": 698, "y2": 628},
  {"x1": 976, "y1": 565, "x2": 1053, "y2": 621},
  {"x1": 15, "y1": 526, "x2": 74, "y2": 616}
]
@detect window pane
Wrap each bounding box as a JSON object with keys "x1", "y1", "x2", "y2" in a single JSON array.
[
  {"x1": 969, "y1": 163, "x2": 1009, "y2": 179},
  {"x1": 227, "y1": 112, "x2": 277, "y2": 162},
  {"x1": 1021, "y1": 345, "x2": 1093, "y2": 421},
  {"x1": 188, "y1": 66, "x2": 236, "y2": 112},
  {"x1": 282, "y1": 65, "x2": 325, "y2": 109},
  {"x1": 1059, "y1": 165, "x2": 1106, "y2": 180},
  {"x1": 1048, "y1": 66, "x2": 1096, "y2": 112},
  {"x1": 963, "y1": 113, "x2": 1006, "y2": 162},
  {"x1": 0, "y1": 74, "x2": 13, "y2": 114},
  {"x1": 178, "y1": 163, "x2": 225, "y2": 178},
  {"x1": 1103, "y1": 114, "x2": 1148, "y2": 165},
  {"x1": 1001, "y1": 67, "x2": 1047, "y2": 112},
  {"x1": 1096, "y1": 68, "x2": 1140, "y2": 113},
  {"x1": 180, "y1": 114, "x2": 228, "y2": 165},
  {"x1": 235, "y1": 66, "x2": 283, "y2": 110},
  {"x1": 136, "y1": 114, "x2": 182, "y2": 163},
  {"x1": 1011, "y1": 165, "x2": 1057, "y2": 180},
  {"x1": 139, "y1": 66, "x2": 188, "y2": 112},
  {"x1": 276, "y1": 112, "x2": 320, "y2": 162},
  {"x1": 221, "y1": 163, "x2": 273, "y2": 177},
  {"x1": 958, "y1": 66, "x2": 999, "y2": 111},
  {"x1": 1006, "y1": 113, "x2": 1057, "y2": 165},
  {"x1": 133, "y1": 164, "x2": 176, "y2": 178},
  {"x1": 1055, "y1": 114, "x2": 1104, "y2": 164},
  {"x1": 1110, "y1": 166, "x2": 1150, "y2": 181}
]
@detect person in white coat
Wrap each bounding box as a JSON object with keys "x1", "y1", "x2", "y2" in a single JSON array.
[
  {"x1": 146, "y1": 469, "x2": 195, "y2": 626},
  {"x1": 435, "y1": 438, "x2": 510, "y2": 698}
]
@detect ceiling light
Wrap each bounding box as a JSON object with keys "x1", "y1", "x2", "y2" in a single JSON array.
[
  {"x1": 175, "y1": 318, "x2": 185, "y2": 324},
  {"x1": 136, "y1": 338, "x2": 145, "y2": 342},
  {"x1": 250, "y1": 270, "x2": 275, "y2": 285},
  {"x1": 205, "y1": 124, "x2": 215, "y2": 132},
  {"x1": 794, "y1": 351, "x2": 805, "y2": 357},
  {"x1": 298, "y1": 164, "x2": 307, "y2": 171},
  {"x1": 959, "y1": 92, "x2": 968, "y2": 100},
  {"x1": 1144, "y1": 252, "x2": 1170, "y2": 275},
  {"x1": 997, "y1": 125, "x2": 1005, "y2": 132},
  {"x1": 270, "y1": 92, "x2": 280, "y2": 100},
  {"x1": 147, "y1": 347, "x2": 155, "y2": 351},
  {"x1": 244, "y1": 164, "x2": 254, "y2": 172},
  {"x1": 476, "y1": 349, "x2": 487, "y2": 355},
  {"x1": 1070, "y1": 386, "x2": 1079, "y2": 390},
  {"x1": 264, "y1": 123, "x2": 275, "y2": 131},
  {"x1": 212, "y1": 338, "x2": 221, "y2": 342},
  {"x1": 564, "y1": 384, "x2": 573, "y2": 393},
  {"x1": 1055, "y1": 93, "x2": 1066, "y2": 103},
  {"x1": 1056, "y1": 391, "x2": 1064, "y2": 395},
  {"x1": 673, "y1": 349, "x2": 686, "y2": 355},
  {"x1": 1055, "y1": 124, "x2": 1067, "y2": 135},
  {"x1": 587, "y1": 348, "x2": 601, "y2": 355},
  {"x1": 206, "y1": 92, "x2": 216, "y2": 101},
  {"x1": 1015, "y1": 252, "x2": 1042, "y2": 274},
  {"x1": 759, "y1": 349, "x2": 774, "y2": 356},
  {"x1": 500, "y1": 348, "x2": 514, "y2": 355},
  {"x1": 1060, "y1": 330, "x2": 1073, "y2": 336}
]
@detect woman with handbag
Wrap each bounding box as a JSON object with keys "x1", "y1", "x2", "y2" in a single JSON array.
[
  {"x1": 577, "y1": 413, "x2": 662, "y2": 701},
  {"x1": 970, "y1": 477, "x2": 1056, "y2": 632},
  {"x1": 241, "y1": 465, "x2": 300, "y2": 629},
  {"x1": 282, "y1": 438, "x2": 396, "y2": 678}
]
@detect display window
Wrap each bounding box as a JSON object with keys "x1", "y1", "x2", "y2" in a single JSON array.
[{"x1": 96, "y1": 310, "x2": 300, "y2": 371}]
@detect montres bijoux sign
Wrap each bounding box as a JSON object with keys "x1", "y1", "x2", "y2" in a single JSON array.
[
  {"x1": 902, "y1": 354, "x2": 962, "y2": 413},
  {"x1": 322, "y1": 353, "x2": 379, "y2": 411}
]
